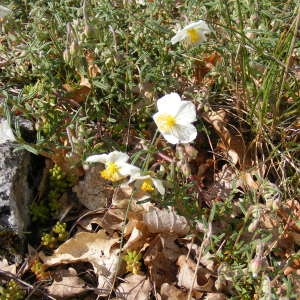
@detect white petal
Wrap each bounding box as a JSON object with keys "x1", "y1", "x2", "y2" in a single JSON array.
[
  {"x1": 156, "y1": 93, "x2": 182, "y2": 114},
  {"x1": 119, "y1": 163, "x2": 141, "y2": 177},
  {"x1": 85, "y1": 154, "x2": 108, "y2": 164},
  {"x1": 171, "y1": 30, "x2": 187, "y2": 44},
  {"x1": 168, "y1": 124, "x2": 197, "y2": 144},
  {"x1": 160, "y1": 131, "x2": 180, "y2": 144},
  {"x1": 152, "y1": 111, "x2": 161, "y2": 124},
  {"x1": 175, "y1": 101, "x2": 197, "y2": 124},
  {"x1": 128, "y1": 174, "x2": 150, "y2": 184},
  {"x1": 152, "y1": 178, "x2": 165, "y2": 195},
  {"x1": 0, "y1": 5, "x2": 12, "y2": 18},
  {"x1": 107, "y1": 151, "x2": 129, "y2": 163},
  {"x1": 184, "y1": 20, "x2": 210, "y2": 33}
]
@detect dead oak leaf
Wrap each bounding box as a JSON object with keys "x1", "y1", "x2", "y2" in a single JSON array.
[
  {"x1": 144, "y1": 234, "x2": 185, "y2": 289},
  {"x1": 47, "y1": 267, "x2": 86, "y2": 299},
  {"x1": 40, "y1": 230, "x2": 120, "y2": 297},
  {"x1": 115, "y1": 274, "x2": 152, "y2": 300},
  {"x1": 40, "y1": 230, "x2": 119, "y2": 272},
  {"x1": 177, "y1": 255, "x2": 215, "y2": 292}
]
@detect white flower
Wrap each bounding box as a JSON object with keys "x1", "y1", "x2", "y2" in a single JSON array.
[
  {"x1": 85, "y1": 151, "x2": 140, "y2": 182},
  {"x1": 0, "y1": 5, "x2": 12, "y2": 18},
  {"x1": 130, "y1": 175, "x2": 165, "y2": 195},
  {"x1": 171, "y1": 20, "x2": 210, "y2": 46},
  {"x1": 152, "y1": 93, "x2": 197, "y2": 144}
]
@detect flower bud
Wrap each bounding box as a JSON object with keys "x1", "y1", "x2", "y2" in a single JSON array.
[
  {"x1": 184, "y1": 144, "x2": 198, "y2": 160},
  {"x1": 63, "y1": 48, "x2": 71, "y2": 63},
  {"x1": 249, "y1": 257, "x2": 262, "y2": 277},
  {"x1": 248, "y1": 219, "x2": 259, "y2": 232},
  {"x1": 69, "y1": 40, "x2": 80, "y2": 56}
]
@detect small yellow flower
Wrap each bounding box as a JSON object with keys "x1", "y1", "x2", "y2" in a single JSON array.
[
  {"x1": 85, "y1": 151, "x2": 140, "y2": 182},
  {"x1": 140, "y1": 179, "x2": 155, "y2": 192},
  {"x1": 100, "y1": 162, "x2": 121, "y2": 182},
  {"x1": 130, "y1": 175, "x2": 165, "y2": 195},
  {"x1": 171, "y1": 20, "x2": 211, "y2": 46}
]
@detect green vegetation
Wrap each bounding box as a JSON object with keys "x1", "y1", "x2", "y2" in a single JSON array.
[{"x1": 0, "y1": 0, "x2": 299, "y2": 299}]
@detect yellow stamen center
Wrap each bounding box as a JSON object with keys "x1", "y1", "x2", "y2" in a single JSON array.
[
  {"x1": 141, "y1": 179, "x2": 155, "y2": 192},
  {"x1": 100, "y1": 162, "x2": 121, "y2": 182},
  {"x1": 186, "y1": 28, "x2": 201, "y2": 44},
  {"x1": 156, "y1": 114, "x2": 176, "y2": 133}
]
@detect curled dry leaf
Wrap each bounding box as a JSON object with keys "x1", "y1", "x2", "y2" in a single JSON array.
[
  {"x1": 47, "y1": 267, "x2": 86, "y2": 298},
  {"x1": 123, "y1": 226, "x2": 145, "y2": 251},
  {"x1": 78, "y1": 208, "x2": 125, "y2": 234},
  {"x1": 177, "y1": 255, "x2": 215, "y2": 292},
  {"x1": 143, "y1": 208, "x2": 190, "y2": 236},
  {"x1": 115, "y1": 274, "x2": 152, "y2": 300},
  {"x1": 0, "y1": 259, "x2": 16, "y2": 274},
  {"x1": 160, "y1": 283, "x2": 194, "y2": 300}
]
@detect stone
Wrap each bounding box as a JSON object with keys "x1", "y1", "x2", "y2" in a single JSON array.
[{"x1": 0, "y1": 117, "x2": 43, "y2": 238}]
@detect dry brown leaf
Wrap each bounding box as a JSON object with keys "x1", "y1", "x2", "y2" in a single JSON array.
[
  {"x1": 177, "y1": 255, "x2": 215, "y2": 292},
  {"x1": 47, "y1": 267, "x2": 86, "y2": 298},
  {"x1": 78, "y1": 208, "x2": 125, "y2": 234},
  {"x1": 88, "y1": 64, "x2": 101, "y2": 78},
  {"x1": 40, "y1": 230, "x2": 120, "y2": 297},
  {"x1": 63, "y1": 76, "x2": 91, "y2": 103},
  {"x1": 115, "y1": 274, "x2": 152, "y2": 300},
  {"x1": 160, "y1": 283, "x2": 193, "y2": 300},
  {"x1": 143, "y1": 208, "x2": 190, "y2": 236},
  {"x1": 144, "y1": 235, "x2": 181, "y2": 288},
  {"x1": 204, "y1": 52, "x2": 222, "y2": 65},
  {"x1": 186, "y1": 244, "x2": 216, "y2": 272},
  {"x1": 85, "y1": 52, "x2": 101, "y2": 78},
  {"x1": 123, "y1": 226, "x2": 145, "y2": 251},
  {"x1": 291, "y1": 232, "x2": 300, "y2": 246},
  {"x1": 202, "y1": 109, "x2": 253, "y2": 168},
  {"x1": 40, "y1": 229, "x2": 119, "y2": 271},
  {"x1": 204, "y1": 293, "x2": 228, "y2": 300},
  {"x1": 202, "y1": 109, "x2": 230, "y2": 147},
  {"x1": 238, "y1": 171, "x2": 258, "y2": 190},
  {"x1": 193, "y1": 53, "x2": 221, "y2": 84},
  {"x1": 0, "y1": 259, "x2": 16, "y2": 274}
]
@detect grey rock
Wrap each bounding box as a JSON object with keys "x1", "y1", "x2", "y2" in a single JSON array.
[
  {"x1": 0, "y1": 142, "x2": 32, "y2": 236},
  {"x1": 0, "y1": 117, "x2": 43, "y2": 239}
]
